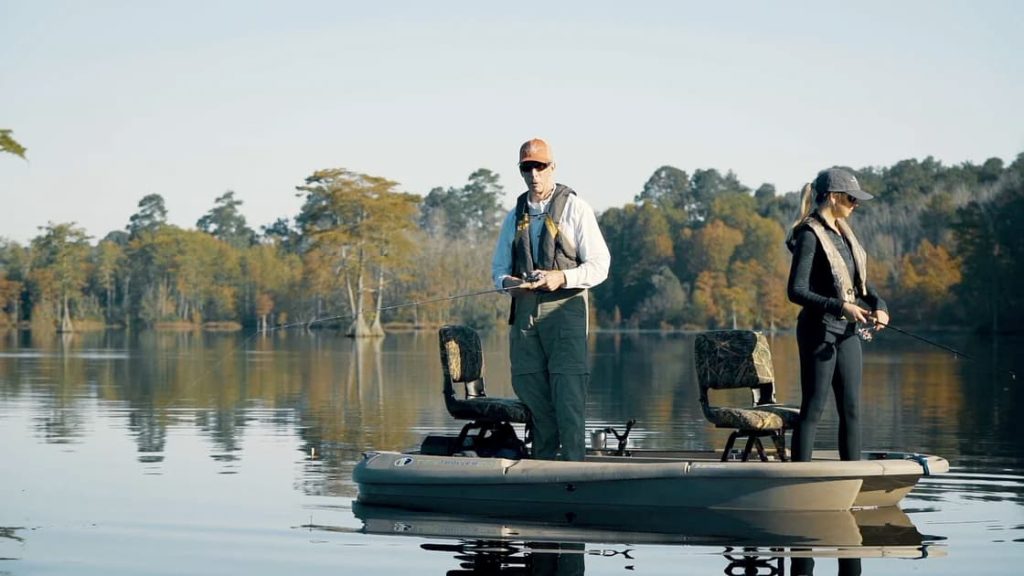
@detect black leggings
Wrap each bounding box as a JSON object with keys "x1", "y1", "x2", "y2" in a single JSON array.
[{"x1": 791, "y1": 318, "x2": 863, "y2": 462}]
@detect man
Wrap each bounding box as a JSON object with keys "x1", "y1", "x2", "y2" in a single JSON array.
[{"x1": 491, "y1": 138, "x2": 610, "y2": 461}]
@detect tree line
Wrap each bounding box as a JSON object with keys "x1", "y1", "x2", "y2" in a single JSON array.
[{"x1": 1, "y1": 153, "x2": 1022, "y2": 334}]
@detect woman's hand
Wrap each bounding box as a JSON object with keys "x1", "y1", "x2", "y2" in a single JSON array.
[
  {"x1": 872, "y1": 309, "x2": 890, "y2": 331},
  {"x1": 841, "y1": 302, "x2": 871, "y2": 323}
]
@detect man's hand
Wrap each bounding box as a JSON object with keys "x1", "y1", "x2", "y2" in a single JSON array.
[
  {"x1": 502, "y1": 275, "x2": 534, "y2": 297},
  {"x1": 528, "y1": 270, "x2": 566, "y2": 292}
]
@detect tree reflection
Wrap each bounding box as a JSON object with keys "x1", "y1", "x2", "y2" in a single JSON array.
[{"x1": 0, "y1": 329, "x2": 1021, "y2": 499}]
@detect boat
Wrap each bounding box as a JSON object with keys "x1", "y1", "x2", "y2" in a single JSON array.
[
  {"x1": 352, "y1": 448, "x2": 949, "y2": 513},
  {"x1": 352, "y1": 326, "x2": 949, "y2": 514}
]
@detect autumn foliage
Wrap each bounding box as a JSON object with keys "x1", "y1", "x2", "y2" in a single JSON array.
[{"x1": 1, "y1": 153, "x2": 1023, "y2": 333}]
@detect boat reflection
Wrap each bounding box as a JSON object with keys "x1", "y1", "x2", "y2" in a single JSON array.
[
  {"x1": 352, "y1": 502, "x2": 944, "y2": 574},
  {"x1": 420, "y1": 540, "x2": 585, "y2": 576},
  {"x1": 354, "y1": 502, "x2": 936, "y2": 549}
]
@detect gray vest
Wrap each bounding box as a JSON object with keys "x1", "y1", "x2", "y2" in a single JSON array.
[
  {"x1": 507, "y1": 184, "x2": 583, "y2": 324},
  {"x1": 511, "y1": 184, "x2": 581, "y2": 278}
]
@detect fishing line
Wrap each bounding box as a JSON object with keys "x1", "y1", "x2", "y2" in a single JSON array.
[{"x1": 872, "y1": 321, "x2": 1017, "y2": 381}]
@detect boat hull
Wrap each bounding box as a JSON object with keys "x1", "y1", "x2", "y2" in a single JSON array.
[{"x1": 353, "y1": 450, "x2": 947, "y2": 512}]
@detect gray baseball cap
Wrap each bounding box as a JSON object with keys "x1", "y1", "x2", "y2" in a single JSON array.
[{"x1": 815, "y1": 168, "x2": 874, "y2": 200}]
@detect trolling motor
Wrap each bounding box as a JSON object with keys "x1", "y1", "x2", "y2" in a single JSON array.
[{"x1": 590, "y1": 419, "x2": 636, "y2": 456}]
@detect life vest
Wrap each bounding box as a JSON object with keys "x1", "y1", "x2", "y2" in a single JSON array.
[
  {"x1": 510, "y1": 184, "x2": 581, "y2": 277},
  {"x1": 507, "y1": 184, "x2": 584, "y2": 324},
  {"x1": 800, "y1": 214, "x2": 868, "y2": 321}
]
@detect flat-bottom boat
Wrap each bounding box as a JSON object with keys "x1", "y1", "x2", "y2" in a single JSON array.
[{"x1": 352, "y1": 448, "x2": 949, "y2": 513}]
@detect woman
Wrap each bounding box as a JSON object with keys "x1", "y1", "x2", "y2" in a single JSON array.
[{"x1": 786, "y1": 167, "x2": 889, "y2": 462}]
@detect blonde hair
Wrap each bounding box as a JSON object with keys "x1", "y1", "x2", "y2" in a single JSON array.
[{"x1": 786, "y1": 183, "x2": 819, "y2": 243}]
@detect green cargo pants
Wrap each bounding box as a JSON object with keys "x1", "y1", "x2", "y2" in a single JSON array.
[{"x1": 509, "y1": 289, "x2": 589, "y2": 461}]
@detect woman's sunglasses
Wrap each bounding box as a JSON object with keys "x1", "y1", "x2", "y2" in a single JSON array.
[{"x1": 835, "y1": 192, "x2": 858, "y2": 205}]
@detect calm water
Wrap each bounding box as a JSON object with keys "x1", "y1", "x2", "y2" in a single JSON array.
[{"x1": 1, "y1": 328, "x2": 1022, "y2": 575}]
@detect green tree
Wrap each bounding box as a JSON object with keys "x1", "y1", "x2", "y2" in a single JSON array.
[
  {"x1": 29, "y1": 222, "x2": 92, "y2": 332},
  {"x1": 953, "y1": 154, "x2": 1024, "y2": 331},
  {"x1": 1, "y1": 129, "x2": 27, "y2": 159},
  {"x1": 633, "y1": 266, "x2": 686, "y2": 329},
  {"x1": 92, "y1": 239, "x2": 125, "y2": 324},
  {"x1": 688, "y1": 169, "x2": 750, "y2": 223},
  {"x1": 636, "y1": 165, "x2": 691, "y2": 220},
  {"x1": 197, "y1": 191, "x2": 256, "y2": 249},
  {"x1": 242, "y1": 243, "x2": 301, "y2": 332},
  {"x1": 296, "y1": 168, "x2": 420, "y2": 337},
  {"x1": 420, "y1": 169, "x2": 504, "y2": 240},
  {"x1": 127, "y1": 194, "x2": 168, "y2": 238},
  {"x1": 595, "y1": 203, "x2": 674, "y2": 323},
  {"x1": 0, "y1": 270, "x2": 22, "y2": 326},
  {"x1": 0, "y1": 240, "x2": 31, "y2": 326}
]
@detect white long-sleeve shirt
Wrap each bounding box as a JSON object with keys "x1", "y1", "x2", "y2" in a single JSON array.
[{"x1": 491, "y1": 188, "x2": 611, "y2": 291}]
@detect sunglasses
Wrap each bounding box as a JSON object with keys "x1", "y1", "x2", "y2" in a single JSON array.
[
  {"x1": 519, "y1": 161, "x2": 550, "y2": 173},
  {"x1": 835, "y1": 192, "x2": 858, "y2": 205}
]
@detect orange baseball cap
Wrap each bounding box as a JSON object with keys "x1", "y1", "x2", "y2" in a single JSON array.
[{"x1": 519, "y1": 138, "x2": 553, "y2": 164}]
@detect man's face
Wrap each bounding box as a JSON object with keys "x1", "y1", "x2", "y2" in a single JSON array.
[{"x1": 519, "y1": 161, "x2": 556, "y2": 197}]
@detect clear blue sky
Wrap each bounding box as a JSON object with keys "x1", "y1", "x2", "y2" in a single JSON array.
[{"x1": 2, "y1": 1, "x2": 1022, "y2": 244}]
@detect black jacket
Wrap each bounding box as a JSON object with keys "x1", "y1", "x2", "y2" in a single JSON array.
[{"x1": 787, "y1": 217, "x2": 887, "y2": 334}]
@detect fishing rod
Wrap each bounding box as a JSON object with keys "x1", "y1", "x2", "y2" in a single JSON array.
[{"x1": 872, "y1": 321, "x2": 1017, "y2": 381}]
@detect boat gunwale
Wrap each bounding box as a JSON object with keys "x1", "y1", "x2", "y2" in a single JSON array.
[{"x1": 354, "y1": 449, "x2": 947, "y2": 485}]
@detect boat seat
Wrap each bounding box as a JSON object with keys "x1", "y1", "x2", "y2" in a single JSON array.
[
  {"x1": 438, "y1": 325, "x2": 532, "y2": 456},
  {"x1": 694, "y1": 330, "x2": 799, "y2": 462}
]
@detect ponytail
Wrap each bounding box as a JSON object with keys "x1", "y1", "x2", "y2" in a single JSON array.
[{"x1": 786, "y1": 183, "x2": 816, "y2": 244}]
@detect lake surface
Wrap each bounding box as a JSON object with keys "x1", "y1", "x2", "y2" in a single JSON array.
[{"x1": 1, "y1": 328, "x2": 1022, "y2": 575}]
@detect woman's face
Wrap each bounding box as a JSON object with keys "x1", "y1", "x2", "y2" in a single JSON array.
[{"x1": 832, "y1": 192, "x2": 858, "y2": 218}]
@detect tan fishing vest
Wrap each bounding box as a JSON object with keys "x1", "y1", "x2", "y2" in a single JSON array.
[{"x1": 802, "y1": 215, "x2": 868, "y2": 305}]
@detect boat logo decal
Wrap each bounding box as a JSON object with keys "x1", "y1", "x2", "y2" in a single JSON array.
[{"x1": 394, "y1": 457, "x2": 414, "y2": 467}]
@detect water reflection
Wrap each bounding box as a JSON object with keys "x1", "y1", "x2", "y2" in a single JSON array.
[
  {"x1": 344, "y1": 493, "x2": 948, "y2": 574},
  {"x1": 393, "y1": 534, "x2": 909, "y2": 575},
  {"x1": 1, "y1": 329, "x2": 1022, "y2": 498},
  {"x1": 790, "y1": 556, "x2": 861, "y2": 576},
  {"x1": 351, "y1": 502, "x2": 935, "y2": 550},
  {"x1": 422, "y1": 541, "x2": 585, "y2": 576}
]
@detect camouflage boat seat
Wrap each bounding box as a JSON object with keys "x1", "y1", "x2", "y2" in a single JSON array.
[
  {"x1": 694, "y1": 330, "x2": 799, "y2": 462},
  {"x1": 438, "y1": 325, "x2": 532, "y2": 456}
]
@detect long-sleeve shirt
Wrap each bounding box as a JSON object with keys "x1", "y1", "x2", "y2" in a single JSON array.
[
  {"x1": 491, "y1": 189, "x2": 610, "y2": 291},
  {"x1": 787, "y1": 223, "x2": 886, "y2": 333}
]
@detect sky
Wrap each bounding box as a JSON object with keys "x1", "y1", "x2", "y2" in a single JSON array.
[{"x1": 2, "y1": 1, "x2": 1023, "y2": 244}]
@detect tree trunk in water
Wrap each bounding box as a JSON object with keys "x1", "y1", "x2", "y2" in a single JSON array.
[
  {"x1": 369, "y1": 265, "x2": 385, "y2": 337},
  {"x1": 59, "y1": 294, "x2": 74, "y2": 333},
  {"x1": 347, "y1": 312, "x2": 371, "y2": 338},
  {"x1": 347, "y1": 270, "x2": 372, "y2": 338},
  {"x1": 122, "y1": 274, "x2": 131, "y2": 330},
  {"x1": 106, "y1": 283, "x2": 113, "y2": 325}
]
